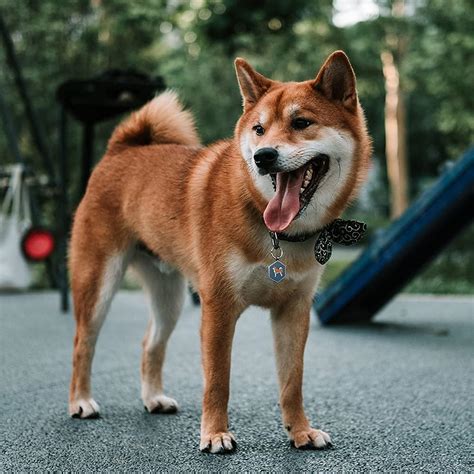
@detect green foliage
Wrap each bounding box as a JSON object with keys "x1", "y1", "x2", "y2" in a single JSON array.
[
  {"x1": 342, "y1": 0, "x2": 474, "y2": 199},
  {"x1": 1, "y1": 0, "x2": 471, "y2": 176},
  {"x1": 159, "y1": 43, "x2": 241, "y2": 143},
  {"x1": 0, "y1": 1, "x2": 472, "y2": 294},
  {"x1": 407, "y1": 0, "x2": 474, "y2": 160}
]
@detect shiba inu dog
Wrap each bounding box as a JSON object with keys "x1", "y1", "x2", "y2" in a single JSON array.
[{"x1": 69, "y1": 50, "x2": 371, "y2": 453}]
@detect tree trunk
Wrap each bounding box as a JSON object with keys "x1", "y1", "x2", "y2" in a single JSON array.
[{"x1": 381, "y1": 49, "x2": 408, "y2": 219}]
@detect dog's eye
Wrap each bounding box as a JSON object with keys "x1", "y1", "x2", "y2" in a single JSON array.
[
  {"x1": 292, "y1": 118, "x2": 312, "y2": 130},
  {"x1": 253, "y1": 125, "x2": 265, "y2": 136}
]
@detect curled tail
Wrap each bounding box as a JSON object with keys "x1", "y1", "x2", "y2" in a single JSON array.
[{"x1": 108, "y1": 90, "x2": 200, "y2": 151}]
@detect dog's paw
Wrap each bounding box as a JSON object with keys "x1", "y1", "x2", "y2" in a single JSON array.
[
  {"x1": 69, "y1": 398, "x2": 100, "y2": 419},
  {"x1": 144, "y1": 394, "x2": 178, "y2": 414},
  {"x1": 200, "y1": 432, "x2": 237, "y2": 454},
  {"x1": 291, "y1": 428, "x2": 332, "y2": 450}
]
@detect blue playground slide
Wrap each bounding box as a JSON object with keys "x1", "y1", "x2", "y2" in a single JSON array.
[{"x1": 314, "y1": 148, "x2": 474, "y2": 325}]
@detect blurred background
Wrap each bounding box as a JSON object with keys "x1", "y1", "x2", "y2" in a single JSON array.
[{"x1": 0, "y1": 0, "x2": 472, "y2": 294}]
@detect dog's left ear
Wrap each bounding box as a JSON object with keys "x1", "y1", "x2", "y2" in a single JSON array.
[
  {"x1": 235, "y1": 58, "x2": 273, "y2": 109},
  {"x1": 313, "y1": 51, "x2": 357, "y2": 112}
]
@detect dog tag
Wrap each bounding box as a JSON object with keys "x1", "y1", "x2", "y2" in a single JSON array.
[{"x1": 268, "y1": 260, "x2": 286, "y2": 283}]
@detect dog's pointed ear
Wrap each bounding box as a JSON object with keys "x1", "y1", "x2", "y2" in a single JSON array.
[
  {"x1": 313, "y1": 51, "x2": 357, "y2": 111},
  {"x1": 235, "y1": 58, "x2": 273, "y2": 109}
]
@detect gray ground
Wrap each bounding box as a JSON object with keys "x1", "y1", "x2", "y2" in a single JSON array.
[{"x1": 0, "y1": 291, "x2": 473, "y2": 472}]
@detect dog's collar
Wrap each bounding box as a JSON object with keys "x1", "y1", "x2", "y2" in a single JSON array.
[
  {"x1": 269, "y1": 218, "x2": 367, "y2": 265},
  {"x1": 276, "y1": 230, "x2": 319, "y2": 242}
]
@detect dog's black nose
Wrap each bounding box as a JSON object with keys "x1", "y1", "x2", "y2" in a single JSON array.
[{"x1": 254, "y1": 147, "x2": 278, "y2": 171}]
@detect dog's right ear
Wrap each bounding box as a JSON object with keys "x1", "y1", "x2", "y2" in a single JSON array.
[
  {"x1": 313, "y1": 51, "x2": 358, "y2": 112},
  {"x1": 234, "y1": 58, "x2": 273, "y2": 109}
]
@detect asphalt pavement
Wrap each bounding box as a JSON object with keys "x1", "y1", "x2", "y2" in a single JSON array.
[{"x1": 1, "y1": 291, "x2": 473, "y2": 471}]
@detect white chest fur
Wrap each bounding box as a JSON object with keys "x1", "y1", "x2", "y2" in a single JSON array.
[{"x1": 226, "y1": 249, "x2": 322, "y2": 307}]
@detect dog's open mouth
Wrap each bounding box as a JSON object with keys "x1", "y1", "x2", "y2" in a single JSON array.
[{"x1": 264, "y1": 154, "x2": 329, "y2": 232}]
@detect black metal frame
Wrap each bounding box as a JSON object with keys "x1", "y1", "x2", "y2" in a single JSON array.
[
  {"x1": 56, "y1": 71, "x2": 165, "y2": 311},
  {"x1": 0, "y1": 15, "x2": 55, "y2": 179}
]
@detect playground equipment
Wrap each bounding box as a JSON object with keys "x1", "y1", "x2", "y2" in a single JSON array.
[
  {"x1": 314, "y1": 148, "x2": 474, "y2": 324},
  {"x1": 0, "y1": 15, "x2": 58, "y2": 287},
  {"x1": 56, "y1": 71, "x2": 165, "y2": 310},
  {"x1": 56, "y1": 70, "x2": 165, "y2": 205},
  {"x1": 0, "y1": 13, "x2": 165, "y2": 309}
]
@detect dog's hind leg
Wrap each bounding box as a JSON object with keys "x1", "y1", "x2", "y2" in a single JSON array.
[
  {"x1": 131, "y1": 253, "x2": 185, "y2": 414},
  {"x1": 69, "y1": 250, "x2": 130, "y2": 418}
]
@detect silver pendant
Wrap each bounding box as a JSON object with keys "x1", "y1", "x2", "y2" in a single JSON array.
[
  {"x1": 268, "y1": 231, "x2": 286, "y2": 282},
  {"x1": 268, "y1": 259, "x2": 286, "y2": 283}
]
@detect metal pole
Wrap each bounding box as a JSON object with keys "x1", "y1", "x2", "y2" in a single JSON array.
[
  {"x1": 0, "y1": 14, "x2": 55, "y2": 181},
  {"x1": 80, "y1": 123, "x2": 94, "y2": 198},
  {"x1": 58, "y1": 106, "x2": 69, "y2": 312}
]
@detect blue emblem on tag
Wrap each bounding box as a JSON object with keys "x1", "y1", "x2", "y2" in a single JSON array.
[{"x1": 268, "y1": 260, "x2": 286, "y2": 283}]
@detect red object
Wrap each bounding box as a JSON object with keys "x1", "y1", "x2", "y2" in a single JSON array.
[{"x1": 22, "y1": 228, "x2": 55, "y2": 262}]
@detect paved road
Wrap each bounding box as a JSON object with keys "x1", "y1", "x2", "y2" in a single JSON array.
[{"x1": 1, "y1": 292, "x2": 473, "y2": 471}]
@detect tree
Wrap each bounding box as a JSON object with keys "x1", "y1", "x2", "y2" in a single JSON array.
[
  {"x1": 381, "y1": 0, "x2": 409, "y2": 218},
  {"x1": 0, "y1": 0, "x2": 472, "y2": 219}
]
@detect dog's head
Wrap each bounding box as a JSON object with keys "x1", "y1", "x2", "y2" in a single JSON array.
[{"x1": 234, "y1": 51, "x2": 371, "y2": 234}]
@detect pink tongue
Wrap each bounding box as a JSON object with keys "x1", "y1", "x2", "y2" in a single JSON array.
[{"x1": 263, "y1": 169, "x2": 306, "y2": 232}]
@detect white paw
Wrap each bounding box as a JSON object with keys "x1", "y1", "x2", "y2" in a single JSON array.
[
  {"x1": 69, "y1": 398, "x2": 100, "y2": 419},
  {"x1": 291, "y1": 428, "x2": 332, "y2": 450},
  {"x1": 200, "y1": 431, "x2": 237, "y2": 454},
  {"x1": 143, "y1": 394, "x2": 179, "y2": 414}
]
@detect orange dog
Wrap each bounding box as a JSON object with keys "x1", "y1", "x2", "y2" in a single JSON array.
[{"x1": 69, "y1": 51, "x2": 371, "y2": 453}]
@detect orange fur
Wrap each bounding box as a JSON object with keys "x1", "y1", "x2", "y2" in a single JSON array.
[
  {"x1": 108, "y1": 90, "x2": 200, "y2": 150},
  {"x1": 69, "y1": 51, "x2": 371, "y2": 453}
]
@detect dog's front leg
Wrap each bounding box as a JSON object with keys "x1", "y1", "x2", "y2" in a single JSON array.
[
  {"x1": 199, "y1": 297, "x2": 239, "y2": 454},
  {"x1": 271, "y1": 300, "x2": 332, "y2": 450}
]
